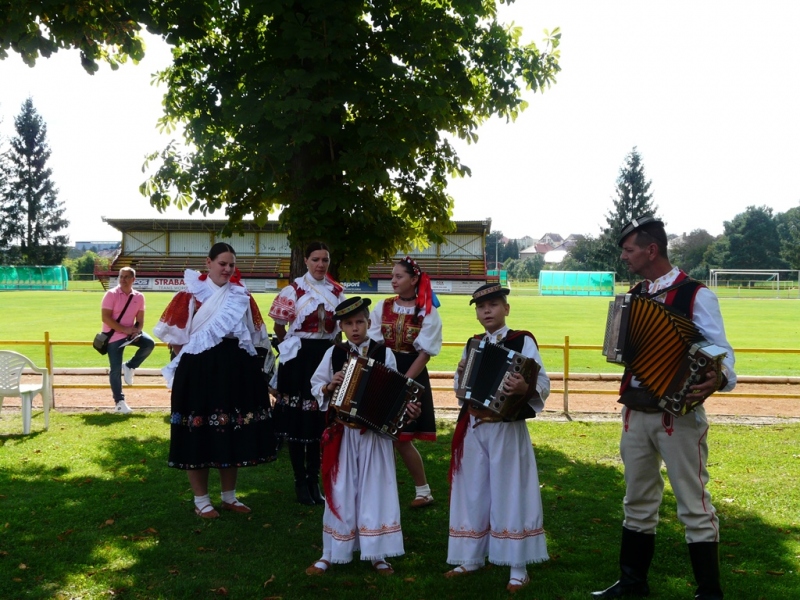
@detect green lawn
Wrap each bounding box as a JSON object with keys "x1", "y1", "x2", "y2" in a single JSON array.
[
  {"x1": 1, "y1": 290, "x2": 798, "y2": 375},
  {"x1": 0, "y1": 414, "x2": 797, "y2": 599}
]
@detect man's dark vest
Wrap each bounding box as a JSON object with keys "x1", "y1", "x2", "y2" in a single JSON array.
[
  {"x1": 465, "y1": 329, "x2": 539, "y2": 421},
  {"x1": 619, "y1": 271, "x2": 704, "y2": 409}
]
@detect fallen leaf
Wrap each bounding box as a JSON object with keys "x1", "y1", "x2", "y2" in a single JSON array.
[
  {"x1": 732, "y1": 569, "x2": 747, "y2": 574},
  {"x1": 263, "y1": 575, "x2": 275, "y2": 586},
  {"x1": 12, "y1": 578, "x2": 22, "y2": 582},
  {"x1": 766, "y1": 571, "x2": 785, "y2": 576},
  {"x1": 143, "y1": 527, "x2": 158, "y2": 534},
  {"x1": 403, "y1": 577, "x2": 416, "y2": 582},
  {"x1": 19, "y1": 563, "x2": 27, "y2": 569},
  {"x1": 140, "y1": 458, "x2": 147, "y2": 464},
  {"x1": 210, "y1": 587, "x2": 228, "y2": 595}
]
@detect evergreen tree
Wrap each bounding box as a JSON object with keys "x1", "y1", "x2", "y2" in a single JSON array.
[
  {"x1": 600, "y1": 147, "x2": 661, "y2": 282},
  {"x1": 1, "y1": 98, "x2": 70, "y2": 265}
]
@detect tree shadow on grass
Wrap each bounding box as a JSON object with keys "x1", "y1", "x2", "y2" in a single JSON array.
[{"x1": 0, "y1": 416, "x2": 796, "y2": 599}]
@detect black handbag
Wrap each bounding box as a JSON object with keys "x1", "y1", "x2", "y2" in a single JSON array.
[
  {"x1": 92, "y1": 331, "x2": 113, "y2": 355},
  {"x1": 93, "y1": 295, "x2": 134, "y2": 355}
]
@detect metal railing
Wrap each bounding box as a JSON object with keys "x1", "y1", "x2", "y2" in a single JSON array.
[{"x1": 3, "y1": 334, "x2": 799, "y2": 413}]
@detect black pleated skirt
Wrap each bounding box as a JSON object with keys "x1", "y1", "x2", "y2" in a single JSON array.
[
  {"x1": 272, "y1": 338, "x2": 331, "y2": 443},
  {"x1": 168, "y1": 338, "x2": 277, "y2": 469},
  {"x1": 394, "y1": 351, "x2": 437, "y2": 442}
]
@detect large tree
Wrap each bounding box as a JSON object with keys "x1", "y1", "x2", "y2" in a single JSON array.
[
  {"x1": 776, "y1": 203, "x2": 800, "y2": 269},
  {"x1": 599, "y1": 147, "x2": 661, "y2": 282},
  {"x1": 670, "y1": 228, "x2": 715, "y2": 276},
  {"x1": 721, "y1": 205, "x2": 787, "y2": 270},
  {"x1": 1, "y1": 98, "x2": 70, "y2": 264},
  {"x1": 140, "y1": 1, "x2": 560, "y2": 278}
]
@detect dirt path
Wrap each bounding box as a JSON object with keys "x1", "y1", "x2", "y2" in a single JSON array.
[{"x1": 9, "y1": 374, "x2": 800, "y2": 423}]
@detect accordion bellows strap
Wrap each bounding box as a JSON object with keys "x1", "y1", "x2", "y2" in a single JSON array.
[
  {"x1": 332, "y1": 355, "x2": 423, "y2": 440},
  {"x1": 603, "y1": 294, "x2": 727, "y2": 417}
]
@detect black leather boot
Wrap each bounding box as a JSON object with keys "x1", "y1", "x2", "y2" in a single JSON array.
[
  {"x1": 591, "y1": 527, "x2": 655, "y2": 598},
  {"x1": 294, "y1": 477, "x2": 315, "y2": 506},
  {"x1": 688, "y1": 542, "x2": 723, "y2": 599},
  {"x1": 307, "y1": 475, "x2": 325, "y2": 505}
]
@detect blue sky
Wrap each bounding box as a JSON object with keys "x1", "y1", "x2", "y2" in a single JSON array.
[{"x1": 1, "y1": 1, "x2": 799, "y2": 243}]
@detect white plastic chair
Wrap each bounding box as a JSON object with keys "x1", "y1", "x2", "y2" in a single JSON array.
[{"x1": 0, "y1": 351, "x2": 51, "y2": 434}]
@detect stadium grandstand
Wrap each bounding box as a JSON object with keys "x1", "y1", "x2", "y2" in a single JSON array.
[{"x1": 95, "y1": 218, "x2": 494, "y2": 294}]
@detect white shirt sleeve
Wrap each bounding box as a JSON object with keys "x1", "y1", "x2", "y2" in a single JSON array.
[
  {"x1": 414, "y1": 305, "x2": 443, "y2": 356},
  {"x1": 521, "y1": 335, "x2": 550, "y2": 413},
  {"x1": 692, "y1": 287, "x2": 737, "y2": 392},
  {"x1": 367, "y1": 300, "x2": 385, "y2": 342},
  {"x1": 383, "y1": 346, "x2": 398, "y2": 371}
]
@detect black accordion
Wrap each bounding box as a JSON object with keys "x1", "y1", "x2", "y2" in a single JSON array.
[
  {"x1": 455, "y1": 338, "x2": 540, "y2": 420},
  {"x1": 332, "y1": 355, "x2": 423, "y2": 440},
  {"x1": 603, "y1": 294, "x2": 727, "y2": 417}
]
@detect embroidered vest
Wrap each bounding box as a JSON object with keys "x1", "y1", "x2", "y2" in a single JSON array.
[
  {"x1": 380, "y1": 297, "x2": 423, "y2": 353},
  {"x1": 291, "y1": 283, "x2": 336, "y2": 334}
]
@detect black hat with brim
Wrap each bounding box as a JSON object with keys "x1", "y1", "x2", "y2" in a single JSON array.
[
  {"x1": 334, "y1": 296, "x2": 372, "y2": 320},
  {"x1": 470, "y1": 283, "x2": 510, "y2": 305},
  {"x1": 618, "y1": 215, "x2": 665, "y2": 247}
]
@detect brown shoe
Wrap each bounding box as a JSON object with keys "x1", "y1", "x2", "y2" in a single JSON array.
[
  {"x1": 507, "y1": 575, "x2": 530, "y2": 593},
  {"x1": 372, "y1": 560, "x2": 394, "y2": 576},
  {"x1": 410, "y1": 494, "x2": 434, "y2": 508},
  {"x1": 221, "y1": 500, "x2": 251, "y2": 514},
  {"x1": 444, "y1": 565, "x2": 479, "y2": 578},
  {"x1": 305, "y1": 559, "x2": 331, "y2": 575},
  {"x1": 194, "y1": 504, "x2": 220, "y2": 519}
]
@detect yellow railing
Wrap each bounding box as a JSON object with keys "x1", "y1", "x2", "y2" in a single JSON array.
[{"x1": 3, "y1": 334, "x2": 800, "y2": 413}]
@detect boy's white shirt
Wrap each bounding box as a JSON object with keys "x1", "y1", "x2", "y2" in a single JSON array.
[
  {"x1": 311, "y1": 339, "x2": 398, "y2": 411},
  {"x1": 453, "y1": 324, "x2": 550, "y2": 414}
]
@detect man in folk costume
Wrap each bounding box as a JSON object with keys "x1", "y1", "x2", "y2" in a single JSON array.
[
  {"x1": 446, "y1": 284, "x2": 550, "y2": 593},
  {"x1": 305, "y1": 297, "x2": 421, "y2": 576},
  {"x1": 592, "y1": 217, "x2": 736, "y2": 599}
]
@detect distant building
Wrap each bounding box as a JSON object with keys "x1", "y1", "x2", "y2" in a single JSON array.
[{"x1": 75, "y1": 241, "x2": 120, "y2": 252}]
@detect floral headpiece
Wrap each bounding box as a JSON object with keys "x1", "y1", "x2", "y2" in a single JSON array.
[
  {"x1": 398, "y1": 255, "x2": 440, "y2": 313},
  {"x1": 400, "y1": 255, "x2": 422, "y2": 277}
]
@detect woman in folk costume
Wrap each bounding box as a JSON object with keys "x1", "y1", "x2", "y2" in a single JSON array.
[
  {"x1": 305, "y1": 297, "x2": 421, "y2": 576},
  {"x1": 367, "y1": 256, "x2": 442, "y2": 507},
  {"x1": 153, "y1": 242, "x2": 277, "y2": 519},
  {"x1": 269, "y1": 241, "x2": 346, "y2": 505}
]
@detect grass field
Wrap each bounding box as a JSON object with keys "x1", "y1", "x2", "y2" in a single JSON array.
[
  {"x1": 1, "y1": 289, "x2": 798, "y2": 375},
  {"x1": 0, "y1": 414, "x2": 798, "y2": 599}
]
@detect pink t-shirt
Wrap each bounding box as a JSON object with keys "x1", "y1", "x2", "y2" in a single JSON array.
[{"x1": 101, "y1": 286, "x2": 146, "y2": 342}]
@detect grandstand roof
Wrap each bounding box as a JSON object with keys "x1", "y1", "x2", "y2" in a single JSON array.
[{"x1": 102, "y1": 217, "x2": 492, "y2": 234}]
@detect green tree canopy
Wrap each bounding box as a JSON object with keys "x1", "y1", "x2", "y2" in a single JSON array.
[
  {"x1": 721, "y1": 205, "x2": 787, "y2": 270},
  {"x1": 776, "y1": 203, "x2": 800, "y2": 269},
  {"x1": 670, "y1": 228, "x2": 715, "y2": 276},
  {"x1": 0, "y1": 1, "x2": 213, "y2": 72},
  {"x1": 139, "y1": 0, "x2": 560, "y2": 278},
  {"x1": 0, "y1": 98, "x2": 70, "y2": 265}
]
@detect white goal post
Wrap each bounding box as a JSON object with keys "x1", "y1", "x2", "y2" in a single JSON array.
[{"x1": 709, "y1": 269, "x2": 800, "y2": 298}]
